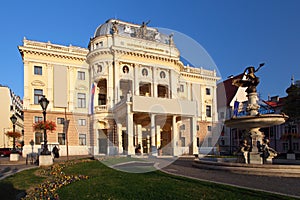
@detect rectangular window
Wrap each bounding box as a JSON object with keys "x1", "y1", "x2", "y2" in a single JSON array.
[
  {"x1": 79, "y1": 134, "x2": 86, "y2": 145},
  {"x1": 34, "y1": 66, "x2": 42, "y2": 75},
  {"x1": 77, "y1": 93, "x2": 86, "y2": 108},
  {"x1": 197, "y1": 125, "x2": 200, "y2": 131},
  {"x1": 34, "y1": 89, "x2": 43, "y2": 104},
  {"x1": 180, "y1": 124, "x2": 185, "y2": 130},
  {"x1": 57, "y1": 118, "x2": 65, "y2": 125},
  {"x1": 58, "y1": 133, "x2": 66, "y2": 145},
  {"x1": 293, "y1": 143, "x2": 299, "y2": 151},
  {"x1": 206, "y1": 105, "x2": 212, "y2": 117},
  {"x1": 35, "y1": 132, "x2": 43, "y2": 145},
  {"x1": 78, "y1": 119, "x2": 86, "y2": 126},
  {"x1": 283, "y1": 143, "x2": 288, "y2": 151},
  {"x1": 208, "y1": 137, "x2": 212, "y2": 147},
  {"x1": 206, "y1": 88, "x2": 211, "y2": 95},
  {"x1": 208, "y1": 126, "x2": 212, "y2": 132},
  {"x1": 179, "y1": 84, "x2": 184, "y2": 92},
  {"x1": 34, "y1": 116, "x2": 43, "y2": 123},
  {"x1": 220, "y1": 112, "x2": 225, "y2": 119},
  {"x1": 78, "y1": 71, "x2": 85, "y2": 80}
]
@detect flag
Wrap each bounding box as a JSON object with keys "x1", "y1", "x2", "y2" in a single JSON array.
[
  {"x1": 88, "y1": 82, "x2": 96, "y2": 115},
  {"x1": 233, "y1": 100, "x2": 239, "y2": 117}
]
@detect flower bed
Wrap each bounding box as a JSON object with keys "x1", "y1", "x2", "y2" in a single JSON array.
[{"x1": 22, "y1": 159, "x2": 89, "y2": 200}]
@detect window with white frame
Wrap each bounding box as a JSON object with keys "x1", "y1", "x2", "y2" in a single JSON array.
[
  {"x1": 57, "y1": 118, "x2": 65, "y2": 125},
  {"x1": 206, "y1": 105, "x2": 212, "y2": 117},
  {"x1": 79, "y1": 134, "x2": 86, "y2": 145},
  {"x1": 206, "y1": 88, "x2": 211, "y2": 95},
  {"x1": 58, "y1": 133, "x2": 66, "y2": 145},
  {"x1": 34, "y1": 89, "x2": 43, "y2": 104},
  {"x1": 78, "y1": 119, "x2": 86, "y2": 126},
  {"x1": 34, "y1": 66, "x2": 42, "y2": 75},
  {"x1": 35, "y1": 132, "x2": 43, "y2": 145},
  {"x1": 78, "y1": 71, "x2": 85, "y2": 80},
  {"x1": 34, "y1": 116, "x2": 43, "y2": 122},
  {"x1": 179, "y1": 84, "x2": 184, "y2": 92},
  {"x1": 77, "y1": 93, "x2": 86, "y2": 108}
]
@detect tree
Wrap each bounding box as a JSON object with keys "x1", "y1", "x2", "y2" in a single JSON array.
[{"x1": 283, "y1": 84, "x2": 300, "y2": 122}]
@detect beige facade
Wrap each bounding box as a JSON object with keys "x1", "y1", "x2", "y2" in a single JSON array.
[
  {"x1": 0, "y1": 86, "x2": 23, "y2": 148},
  {"x1": 18, "y1": 19, "x2": 219, "y2": 157},
  {"x1": 18, "y1": 38, "x2": 90, "y2": 156}
]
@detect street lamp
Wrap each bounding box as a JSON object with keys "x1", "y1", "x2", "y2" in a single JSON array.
[
  {"x1": 39, "y1": 95, "x2": 50, "y2": 155},
  {"x1": 10, "y1": 114, "x2": 17, "y2": 152}
]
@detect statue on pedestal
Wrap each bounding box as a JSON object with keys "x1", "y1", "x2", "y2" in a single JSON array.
[{"x1": 232, "y1": 63, "x2": 265, "y2": 93}]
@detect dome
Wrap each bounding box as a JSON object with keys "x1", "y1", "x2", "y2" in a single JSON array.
[
  {"x1": 94, "y1": 19, "x2": 114, "y2": 37},
  {"x1": 93, "y1": 19, "x2": 172, "y2": 45}
]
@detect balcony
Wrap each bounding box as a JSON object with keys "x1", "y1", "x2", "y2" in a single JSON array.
[
  {"x1": 132, "y1": 95, "x2": 197, "y2": 116},
  {"x1": 95, "y1": 105, "x2": 108, "y2": 112}
]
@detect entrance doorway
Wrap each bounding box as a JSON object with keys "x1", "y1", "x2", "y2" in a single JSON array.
[{"x1": 98, "y1": 129, "x2": 107, "y2": 154}]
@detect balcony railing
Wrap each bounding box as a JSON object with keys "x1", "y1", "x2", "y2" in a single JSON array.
[{"x1": 95, "y1": 105, "x2": 108, "y2": 112}]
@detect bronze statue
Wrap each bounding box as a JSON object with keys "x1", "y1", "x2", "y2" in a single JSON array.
[{"x1": 232, "y1": 63, "x2": 265, "y2": 93}]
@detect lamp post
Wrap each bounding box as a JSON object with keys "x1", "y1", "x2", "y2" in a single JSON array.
[
  {"x1": 10, "y1": 114, "x2": 17, "y2": 152},
  {"x1": 39, "y1": 95, "x2": 50, "y2": 155}
]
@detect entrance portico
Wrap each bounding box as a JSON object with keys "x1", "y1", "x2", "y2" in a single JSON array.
[{"x1": 108, "y1": 93, "x2": 198, "y2": 156}]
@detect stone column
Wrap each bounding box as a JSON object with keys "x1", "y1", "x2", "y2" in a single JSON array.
[
  {"x1": 126, "y1": 102, "x2": 135, "y2": 155},
  {"x1": 137, "y1": 124, "x2": 143, "y2": 154},
  {"x1": 156, "y1": 125, "x2": 161, "y2": 155},
  {"x1": 190, "y1": 117, "x2": 198, "y2": 155},
  {"x1": 114, "y1": 61, "x2": 120, "y2": 104},
  {"x1": 150, "y1": 114, "x2": 157, "y2": 155},
  {"x1": 107, "y1": 62, "x2": 114, "y2": 108},
  {"x1": 117, "y1": 123, "x2": 123, "y2": 154},
  {"x1": 247, "y1": 92, "x2": 260, "y2": 116},
  {"x1": 134, "y1": 64, "x2": 139, "y2": 96},
  {"x1": 172, "y1": 115, "x2": 178, "y2": 156},
  {"x1": 153, "y1": 67, "x2": 157, "y2": 97}
]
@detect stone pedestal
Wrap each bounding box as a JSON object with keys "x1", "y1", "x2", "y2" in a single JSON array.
[
  {"x1": 10, "y1": 153, "x2": 20, "y2": 161},
  {"x1": 39, "y1": 155, "x2": 53, "y2": 166},
  {"x1": 248, "y1": 128, "x2": 263, "y2": 164},
  {"x1": 287, "y1": 153, "x2": 296, "y2": 160},
  {"x1": 249, "y1": 152, "x2": 262, "y2": 164}
]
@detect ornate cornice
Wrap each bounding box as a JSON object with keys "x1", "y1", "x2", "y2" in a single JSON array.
[{"x1": 18, "y1": 39, "x2": 88, "y2": 62}]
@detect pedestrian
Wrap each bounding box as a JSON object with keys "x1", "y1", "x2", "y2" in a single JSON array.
[{"x1": 52, "y1": 145, "x2": 59, "y2": 158}]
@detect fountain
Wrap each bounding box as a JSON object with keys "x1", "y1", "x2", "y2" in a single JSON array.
[{"x1": 225, "y1": 64, "x2": 288, "y2": 164}]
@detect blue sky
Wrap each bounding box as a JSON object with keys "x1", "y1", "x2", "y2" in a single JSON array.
[{"x1": 0, "y1": 0, "x2": 299, "y2": 100}]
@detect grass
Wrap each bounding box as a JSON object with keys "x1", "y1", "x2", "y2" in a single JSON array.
[
  {"x1": 0, "y1": 158, "x2": 297, "y2": 200},
  {"x1": 0, "y1": 168, "x2": 45, "y2": 199}
]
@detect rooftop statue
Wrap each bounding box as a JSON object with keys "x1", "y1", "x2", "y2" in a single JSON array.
[{"x1": 232, "y1": 63, "x2": 265, "y2": 93}]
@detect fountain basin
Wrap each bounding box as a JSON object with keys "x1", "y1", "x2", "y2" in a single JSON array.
[{"x1": 225, "y1": 114, "x2": 288, "y2": 129}]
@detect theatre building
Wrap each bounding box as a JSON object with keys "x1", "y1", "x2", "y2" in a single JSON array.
[{"x1": 19, "y1": 19, "x2": 219, "y2": 157}]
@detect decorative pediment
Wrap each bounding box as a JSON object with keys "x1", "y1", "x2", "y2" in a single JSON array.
[
  {"x1": 31, "y1": 80, "x2": 45, "y2": 86},
  {"x1": 76, "y1": 85, "x2": 88, "y2": 91}
]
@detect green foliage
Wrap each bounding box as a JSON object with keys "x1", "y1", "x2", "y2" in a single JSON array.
[{"x1": 283, "y1": 84, "x2": 300, "y2": 122}]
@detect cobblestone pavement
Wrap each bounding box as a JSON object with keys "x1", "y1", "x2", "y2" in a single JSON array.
[{"x1": 161, "y1": 158, "x2": 300, "y2": 199}]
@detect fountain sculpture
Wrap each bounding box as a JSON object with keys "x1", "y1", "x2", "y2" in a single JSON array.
[{"x1": 225, "y1": 64, "x2": 288, "y2": 164}]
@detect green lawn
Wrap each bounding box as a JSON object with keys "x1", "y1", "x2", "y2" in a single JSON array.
[{"x1": 0, "y1": 158, "x2": 296, "y2": 200}]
